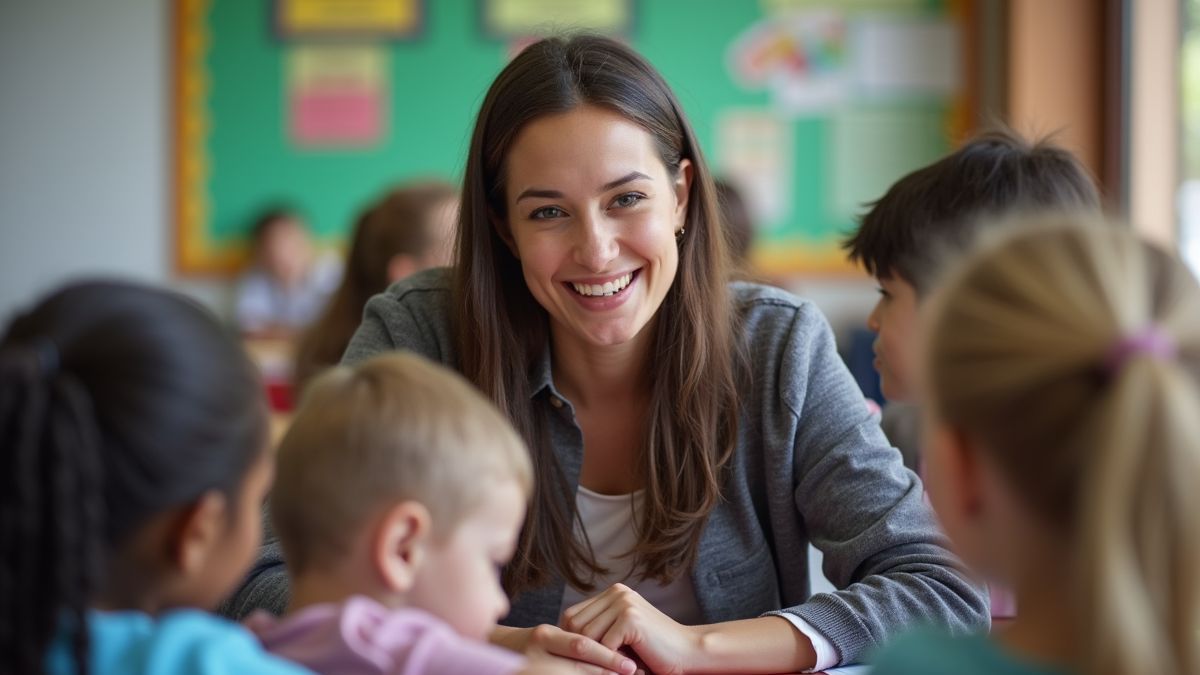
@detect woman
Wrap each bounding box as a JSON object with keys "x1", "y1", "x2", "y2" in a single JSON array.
[{"x1": 229, "y1": 35, "x2": 988, "y2": 673}]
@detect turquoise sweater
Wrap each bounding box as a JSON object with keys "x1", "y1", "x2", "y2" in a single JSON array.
[
  {"x1": 871, "y1": 628, "x2": 1072, "y2": 675},
  {"x1": 46, "y1": 609, "x2": 311, "y2": 675}
]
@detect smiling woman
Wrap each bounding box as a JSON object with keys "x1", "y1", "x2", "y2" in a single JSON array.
[{"x1": 225, "y1": 35, "x2": 990, "y2": 674}]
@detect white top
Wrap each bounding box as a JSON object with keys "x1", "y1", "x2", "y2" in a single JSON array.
[
  {"x1": 559, "y1": 487, "x2": 705, "y2": 625},
  {"x1": 559, "y1": 486, "x2": 838, "y2": 672}
]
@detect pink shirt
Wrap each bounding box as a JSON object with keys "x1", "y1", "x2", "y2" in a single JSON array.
[{"x1": 246, "y1": 596, "x2": 525, "y2": 675}]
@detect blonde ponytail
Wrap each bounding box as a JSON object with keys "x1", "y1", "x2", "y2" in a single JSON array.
[{"x1": 925, "y1": 216, "x2": 1200, "y2": 675}]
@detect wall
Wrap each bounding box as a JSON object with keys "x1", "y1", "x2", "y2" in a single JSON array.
[{"x1": 0, "y1": 1, "x2": 873, "y2": 337}]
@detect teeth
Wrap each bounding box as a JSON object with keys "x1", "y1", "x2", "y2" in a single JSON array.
[{"x1": 571, "y1": 272, "x2": 633, "y2": 297}]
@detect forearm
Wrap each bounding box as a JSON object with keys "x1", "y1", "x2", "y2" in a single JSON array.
[{"x1": 688, "y1": 616, "x2": 816, "y2": 674}]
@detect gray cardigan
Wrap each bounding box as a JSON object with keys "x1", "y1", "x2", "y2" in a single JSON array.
[{"x1": 222, "y1": 269, "x2": 988, "y2": 665}]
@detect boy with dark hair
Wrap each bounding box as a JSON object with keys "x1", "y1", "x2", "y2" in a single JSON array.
[{"x1": 845, "y1": 129, "x2": 1100, "y2": 403}]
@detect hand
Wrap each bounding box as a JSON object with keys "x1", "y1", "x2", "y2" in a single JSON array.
[
  {"x1": 491, "y1": 623, "x2": 638, "y2": 675},
  {"x1": 560, "y1": 584, "x2": 700, "y2": 675}
]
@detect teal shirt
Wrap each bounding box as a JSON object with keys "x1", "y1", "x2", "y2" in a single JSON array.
[
  {"x1": 871, "y1": 629, "x2": 1072, "y2": 675},
  {"x1": 47, "y1": 609, "x2": 312, "y2": 675}
]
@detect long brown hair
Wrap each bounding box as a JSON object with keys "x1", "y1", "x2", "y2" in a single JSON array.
[
  {"x1": 295, "y1": 181, "x2": 456, "y2": 391},
  {"x1": 454, "y1": 35, "x2": 741, "y2": 595},
  {"x1": 925, "y1": 217, "x2": 1200, "y2": 675}
]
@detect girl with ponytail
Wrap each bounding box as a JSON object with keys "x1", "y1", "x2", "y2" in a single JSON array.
[
  {"x1": 0, "y1": 281, "x2": 310, "y2": 675},
  {"x1": 872, "y1": 216, "x2": 1200, "y2": 675}
]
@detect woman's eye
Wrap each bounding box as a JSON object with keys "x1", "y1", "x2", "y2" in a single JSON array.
[
  {"x1": 612, "y1": 192, "x2": 645, "y2": 208},
  {"x1": 531, "y1": 206, "x2": 566, "y2": 220}
]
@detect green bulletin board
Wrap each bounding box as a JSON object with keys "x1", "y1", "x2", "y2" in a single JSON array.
[{"x1": 174, "y1": 0, "x2": 964, "y2": 276}]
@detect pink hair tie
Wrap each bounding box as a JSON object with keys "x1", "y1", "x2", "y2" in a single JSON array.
[{"x1": 1105, "y1": 325, "x2": 1177, "y2": 375}]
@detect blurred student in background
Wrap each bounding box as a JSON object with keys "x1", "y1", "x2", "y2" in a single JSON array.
[
  {"x1": 713, "y1": 177, "x2": 754, "y2": 271},
  {"x1": 235, "y1": 207, "x2": 341, "y2": 337},
  {"x1": 293, "y1": 181, "x2": 457, "y2": 392},
  {"x1": 872, "y1": 217, "x2": 1200, "y2": 675}
]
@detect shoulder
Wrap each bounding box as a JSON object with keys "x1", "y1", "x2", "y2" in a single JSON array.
[
  {"x1": 257, "y1": 597, "x2": 523, "y2": 675},
  {"x1": 344, "y1": 267, "x2": 457, "y2": 366},
  {"x1": 730, "y1": 281, "x2": 832, "y2": 347},
  {"x1": 729, "y1": 282, "x2": 843, "y2": 406},
  {"x1": 375, "y1": 266, "x2": 454, "y2": 312},
  {"x1": 84, "y1": 610, "x2": 309, "y2": 675}
]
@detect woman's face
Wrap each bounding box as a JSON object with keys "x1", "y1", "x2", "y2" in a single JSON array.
[{"x1": 501, "y1": 105, "x2": 691, "y2": 351}]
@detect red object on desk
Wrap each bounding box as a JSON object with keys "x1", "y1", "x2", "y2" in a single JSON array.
[{"x1": 264, "y1": 377, "x2": 294, "y2": 412}]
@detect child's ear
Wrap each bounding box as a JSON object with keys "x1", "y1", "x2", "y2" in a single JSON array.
[
  {"x1": 941, "y1": 426, "x2": 986, "y2": 520},
  {"x1": 373, "y1": 501, "x2": 433, "y2": 594},
  {"x1": 169, "y1": 490, "x2": 228, "y2": 576}
]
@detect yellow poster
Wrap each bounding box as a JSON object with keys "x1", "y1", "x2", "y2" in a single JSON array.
[
  {"x1": 277, "y1": 0, "x2": 421, "y2": 38},
  {"x1": 483, "y1": 0, "x2": 631, "y2": 37}
]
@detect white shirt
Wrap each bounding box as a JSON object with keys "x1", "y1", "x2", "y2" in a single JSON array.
[{"x1": 560, "y1": 487, "x2": 837, "y2": 672}]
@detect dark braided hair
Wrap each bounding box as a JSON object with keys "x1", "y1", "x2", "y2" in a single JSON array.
[{"x1": 0, "y1": 281, "x2": 267, "y2": 674}]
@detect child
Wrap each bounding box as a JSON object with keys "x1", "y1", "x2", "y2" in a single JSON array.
[
  {"x1": 843, "y1": 129, "x2": 1100, "y2": 405},
  {"x1": 293, "y1": 181, "x2": 458, "y2": 392},
  {"x1": 0, "y1": 281, "x2": 309, "y2": 675},
  {"x1": 844, "y1": 130, "x2": 1102, "y2": 618},
  {"x1": 247, "y1": 352, "x2": 568, "y2": 674},
  {"x1": 235, "y1": 207, "x2": 341, "y2": 336},
  {"x1": 872, "y1": 217, "x2": 1200, "y2": 675}
]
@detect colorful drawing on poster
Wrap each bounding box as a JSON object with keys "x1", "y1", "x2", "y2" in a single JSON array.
[
  {"x1": 275, "y1": 0, "x2": 422, "y2": 39},
  {"x1": 729, "y1": 12, "x2": 959, "y2": 116},
  {"x1": 728, "y1": 11, "x2": 849, "y2": 115},
  {"x1": 482, "y1": 0, "x2": 632, "y2": 38},
  {"x1": 287, "y1": 46, "x2": 388, "y2": 148},
  {"x1": 717, "y1": 109, "x2": 793, "y2": 230}
]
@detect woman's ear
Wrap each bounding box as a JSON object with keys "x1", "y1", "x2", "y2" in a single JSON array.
[
  {"x1": 673, "y1": 159, "x2": 694, "y2": 229},
  {"x1": 169, "y1": 490, "x2": 228, "y2": 576},
  {"x1": 372, "y1": 500, "x2": 433, "y2": 594}
]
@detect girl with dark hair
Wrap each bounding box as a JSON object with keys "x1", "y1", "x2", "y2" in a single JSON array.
[
  {"x1": 230, "y1": 35, "x2": 988, "y2": 673},
  {"x1": 0, "y1": 281, "x2": 310, "y2": 675}
]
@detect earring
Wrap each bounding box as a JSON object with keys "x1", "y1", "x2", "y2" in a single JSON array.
[{"x1": 675, "y1": 227, "x2": 686, "y2": 240}]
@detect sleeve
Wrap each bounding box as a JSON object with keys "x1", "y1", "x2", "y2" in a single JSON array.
[
  {"x1": 768, "y1": 305, "x2": 990, "y2": 665},
  {"x1": 342, "y1": 288, "x2": 444, "y2": 366},
  {"x1": 411, "y1": 632, "x2": 527, "y2": 675},
  {"x1": 775, "y1": 614, "x2": 839, "y2": 671},
  {"x1": 154, "y1": 611, "x2": 314, "y2": 675},
  {"x1": 218, "y1": 539, "x2": 290, "y2": 621},
  {"x1": 354, "y1": 604, "x2": 527, "y2": 675}
]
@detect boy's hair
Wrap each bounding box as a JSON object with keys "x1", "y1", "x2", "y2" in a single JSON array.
[
  {"x1": 844, "y1": 128, "x2": 1100, "y2": 293},
  {"x1": 925, "y1": 216, "x2": 1200, "y2": 675},
  {"x1": 270, "y1": 352, "x2": 533, "y2": 575}
]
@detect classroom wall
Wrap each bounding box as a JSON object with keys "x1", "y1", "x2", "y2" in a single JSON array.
[
  {"x1": 0, "y1": 0, "x2": 227, "y2": 322},
  {"x1": 0, "y1": 0, "x2": 874, "y2": 336}
]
